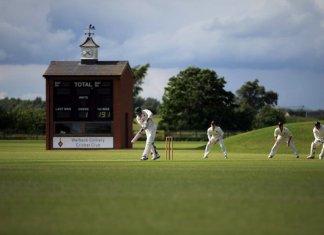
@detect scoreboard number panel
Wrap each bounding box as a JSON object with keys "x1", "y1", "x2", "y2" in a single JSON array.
[{"x1": 53, "y1": 80, "x2": 113, "y2": 121}]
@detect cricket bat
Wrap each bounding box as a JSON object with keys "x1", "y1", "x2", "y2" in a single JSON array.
[{"x1": 131, "y1": 129, "x2": 144, "y2": 143}]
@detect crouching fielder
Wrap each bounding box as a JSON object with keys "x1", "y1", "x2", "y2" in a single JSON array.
[
  {"x1": 268, "y1": 122, "x2": 299, "y2": 159},
  {"x1": 203, "y1": 121, "x2": 227, "y2": 159},
  {"x1": 135, "y1": 107, "x2": 160, "y2": 161},
  {"x1": 307, "y1": 121, "x2": 324, "y2": 160}
]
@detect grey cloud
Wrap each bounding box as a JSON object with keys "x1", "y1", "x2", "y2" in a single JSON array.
[
  {"x1": 199, "y1": 1, "x2": 324, "y2": 70},
  {"x1": 2, "y1": 0, "x2": 324, "y2": 71}
]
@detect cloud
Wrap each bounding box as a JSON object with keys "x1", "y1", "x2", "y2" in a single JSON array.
[
  {"x1": 1, "y1": 0, "x2": 324, "y2": 70},
  {"x1": 0, "y1": 91, "x2": 7, "y2": 99},
  {"x1": 0, "y1": 0, "x2": 77, "y2": 64},
  {"x1": 198, "y1": 0, "x2": 324, "y2": 70},
  {"x1": 0, "y1": 50, "x2": 7, "y2": 61},
  {"x1": 98, "y1": 0, "x2": 324, "y2": 71},
  {"x1": 0, "y1": 0, "x2": 323, "y2": 109},
  {"x1": 217, "y1": 67, "x2": 324, "y2": 110},
  {"x1": 0, "y1": 64, "x2": 46, "y2": 100},
  {"x1": 141, "y1": 67, "x2": 180, "y2": 99}
]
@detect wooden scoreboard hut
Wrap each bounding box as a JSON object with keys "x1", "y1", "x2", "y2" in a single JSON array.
[{"x1": 43, "y1": 31, "x2": 133, "y2": 150}]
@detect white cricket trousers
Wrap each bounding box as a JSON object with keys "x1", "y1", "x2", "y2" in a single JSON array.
[
  {"x1": 204, "y1": 137, "x2": 227, "y2": 157},
  {"x1": 269, "y1": 136, "x2": 299, "y2": 157},
  {"x1": 142, "y1": 124, "x2": 158, "y2": 157},
  {"x1": 309, "y1": 140, "x2": 324, "y2": 158}
]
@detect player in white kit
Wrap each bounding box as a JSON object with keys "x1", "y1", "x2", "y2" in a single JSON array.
[
  {"x1": 135, "y1": 107, "x2": 160, "y2": 161},
  {"x1": 203, "y1": 121, "x2": 228, "y2": 159},
  {"x1": 268, "y1": 122, "x2": 299, "y2": 159},
  {"x1": 307, "y1": 121, "x2": 324, "y2": 160}
]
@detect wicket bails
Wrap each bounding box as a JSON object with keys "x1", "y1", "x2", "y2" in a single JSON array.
[{"x1": 165, "y1": 136, "x2": 173, "y2": 160}]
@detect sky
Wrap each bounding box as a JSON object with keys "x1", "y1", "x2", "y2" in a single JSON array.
[{"x1": 0, "y1": 0, "x2": 324, "y2": 110}]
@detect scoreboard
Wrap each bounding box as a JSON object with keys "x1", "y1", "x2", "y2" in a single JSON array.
[
  {"x1": 43, "y1": 60, "x2": 133, "y2": 149},
  {"x1": 53, "y1": 80, "x2": 113, "y2": 121}
]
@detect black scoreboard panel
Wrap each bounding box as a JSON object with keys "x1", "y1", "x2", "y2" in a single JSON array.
[{"x1": 53, "y1": 80, "x2": 113, "y2": 121}]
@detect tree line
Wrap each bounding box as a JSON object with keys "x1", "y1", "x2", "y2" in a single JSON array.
[
  {"x1": 158, "y1": 67, "x2": 285, "y2": 131},
  {"x1": 0, "y1": 97, "x2": 45, "y2": 135},
  {"x1": 1, "y1": 65, "x2": 313, "y2": 135}
]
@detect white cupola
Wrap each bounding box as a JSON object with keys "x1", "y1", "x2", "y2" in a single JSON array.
[{"x1": 80, "y1": 24, "x2": 99, "y2": 63}]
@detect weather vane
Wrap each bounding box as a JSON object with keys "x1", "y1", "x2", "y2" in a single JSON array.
[{"x1": 85, "y1": 24, "x2": 95, "y2": 37}]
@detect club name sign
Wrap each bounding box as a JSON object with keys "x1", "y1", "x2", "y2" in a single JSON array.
[
  {"x1": 53, "y1": 80, "x2": 114, "y2": 149},
  {"x1": 54, "y1": 80, "x2": 112, "y2": 121},
  {"x1": 53, "y1": 137, "x2": 113, "y2": 149}
]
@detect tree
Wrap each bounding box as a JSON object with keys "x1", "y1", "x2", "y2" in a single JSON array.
[
  {"x1": 133, "y1": 96, "x2": 161, "y2": 114},
  {"x1": 132, "y1": 63, "x2": 150, "y2": 99},
  {"x1": 159, "y1": 67, "x2": 236, "y2": 131},
  {"x1": 254, "y1": 106, "x2": 286, "y2": 129},
  {"x1": 132, "y1": 63, "x2": 157, "y2": 115},
  {"x1": 232, "y1": 103, "x2": 256, "y2": 131},
  {"x1": 133, "y1": 96, "x2": 145, "y2": 111},
  {"x1": 0, "y1": 107, "x2": 11, "y2": 130},
  {"x1": 236, "y1": 79, "x2": 278, "y2": 110},
  {"x1": 142, "y1": 98, "x2": 161, "y2": 114},
  {"x1": 13, "y1": 107, "x2": 45, "y2": 134},
  {"x1": 0, "y1": 97, "x2": 46, "y2": 135},
  {"x1": 235, "y1": 79, "x2": 279, "y2": 130}
]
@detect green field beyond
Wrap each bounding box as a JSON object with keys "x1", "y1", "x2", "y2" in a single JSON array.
[{"x1": 1, "y1": 122, "x2": 324, "y2": 235}]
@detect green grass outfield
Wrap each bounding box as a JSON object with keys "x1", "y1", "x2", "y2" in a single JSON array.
[{"x1": 1, "y1": 122, "x2": 324, "y2": 235}]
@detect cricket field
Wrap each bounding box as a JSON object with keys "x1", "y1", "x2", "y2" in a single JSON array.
[{"x1": 0, "y1": 130, "x2": 324, "y2": 235}]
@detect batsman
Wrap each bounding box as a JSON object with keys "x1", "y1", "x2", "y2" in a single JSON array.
[{"x1": 134, "y1": 107, "x2": 160, "y2": 160}]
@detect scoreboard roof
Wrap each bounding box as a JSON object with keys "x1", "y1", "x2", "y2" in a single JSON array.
[{"x1": 43, "y1": 61, "x2": 131, "y2": 76}]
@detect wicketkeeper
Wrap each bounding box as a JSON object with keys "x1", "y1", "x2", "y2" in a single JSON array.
[
  {"x1": 268, "y1": 122, "x2": 299, "y2": 158},
  {"x1": 307, "y1": 121, "x2": 324, "y2": 160},
  {"x1": 203, "y1": 121, "x2": 228, "y2": 159},
  {"x1": 135, "y1": 107, "x2": 160, "y2": 161}
]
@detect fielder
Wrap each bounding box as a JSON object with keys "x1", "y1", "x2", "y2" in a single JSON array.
[
  {"x1": 307, "y1": 121, "x2": 324, "y2": 160},
  {"x1": 203, "y1": 121, "x2": 227, "y2": 159},
  {"x1": 268, "y1": 122, "x2": 299, "y2": 158},
  {"x1": 135, "y1": 107, "x2": 160, "y2": 161}
]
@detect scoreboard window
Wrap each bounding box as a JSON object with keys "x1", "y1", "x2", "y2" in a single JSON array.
[
  {"x1": 55, "y1": 110, "x2": 72, "y2": 120},
  {"x1": 96, "y1": 87, "x2": 112, "y2": 95},
  {"x1": 85, "y1": 123, "x2": 112, "y2": 134},
  {"x1": 54, "y1": 81, "x2": 71, "y2": 95},
  {"x1": 56, "y1": 88, "x2": 71, "y2": 95},
  {"x1": 76, "y1": 88, "x2": 91, "y2": 96},
  {"x1": 53, "y1": 80, "x2": 113, "y2": 135},
  {"x1": 53, "y1": 80, "x2": 113, "y2": 122},
  {"x1": 55, "y1": 123, "x2": 81, "y2": 134},
  {"x1": 55, "y1": 122, "x2": 112, "y2": 135}
]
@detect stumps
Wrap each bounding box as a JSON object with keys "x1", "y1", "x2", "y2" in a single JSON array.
[{"x1": 165, "y1": 136, "x2": 173, "y2": 160}]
